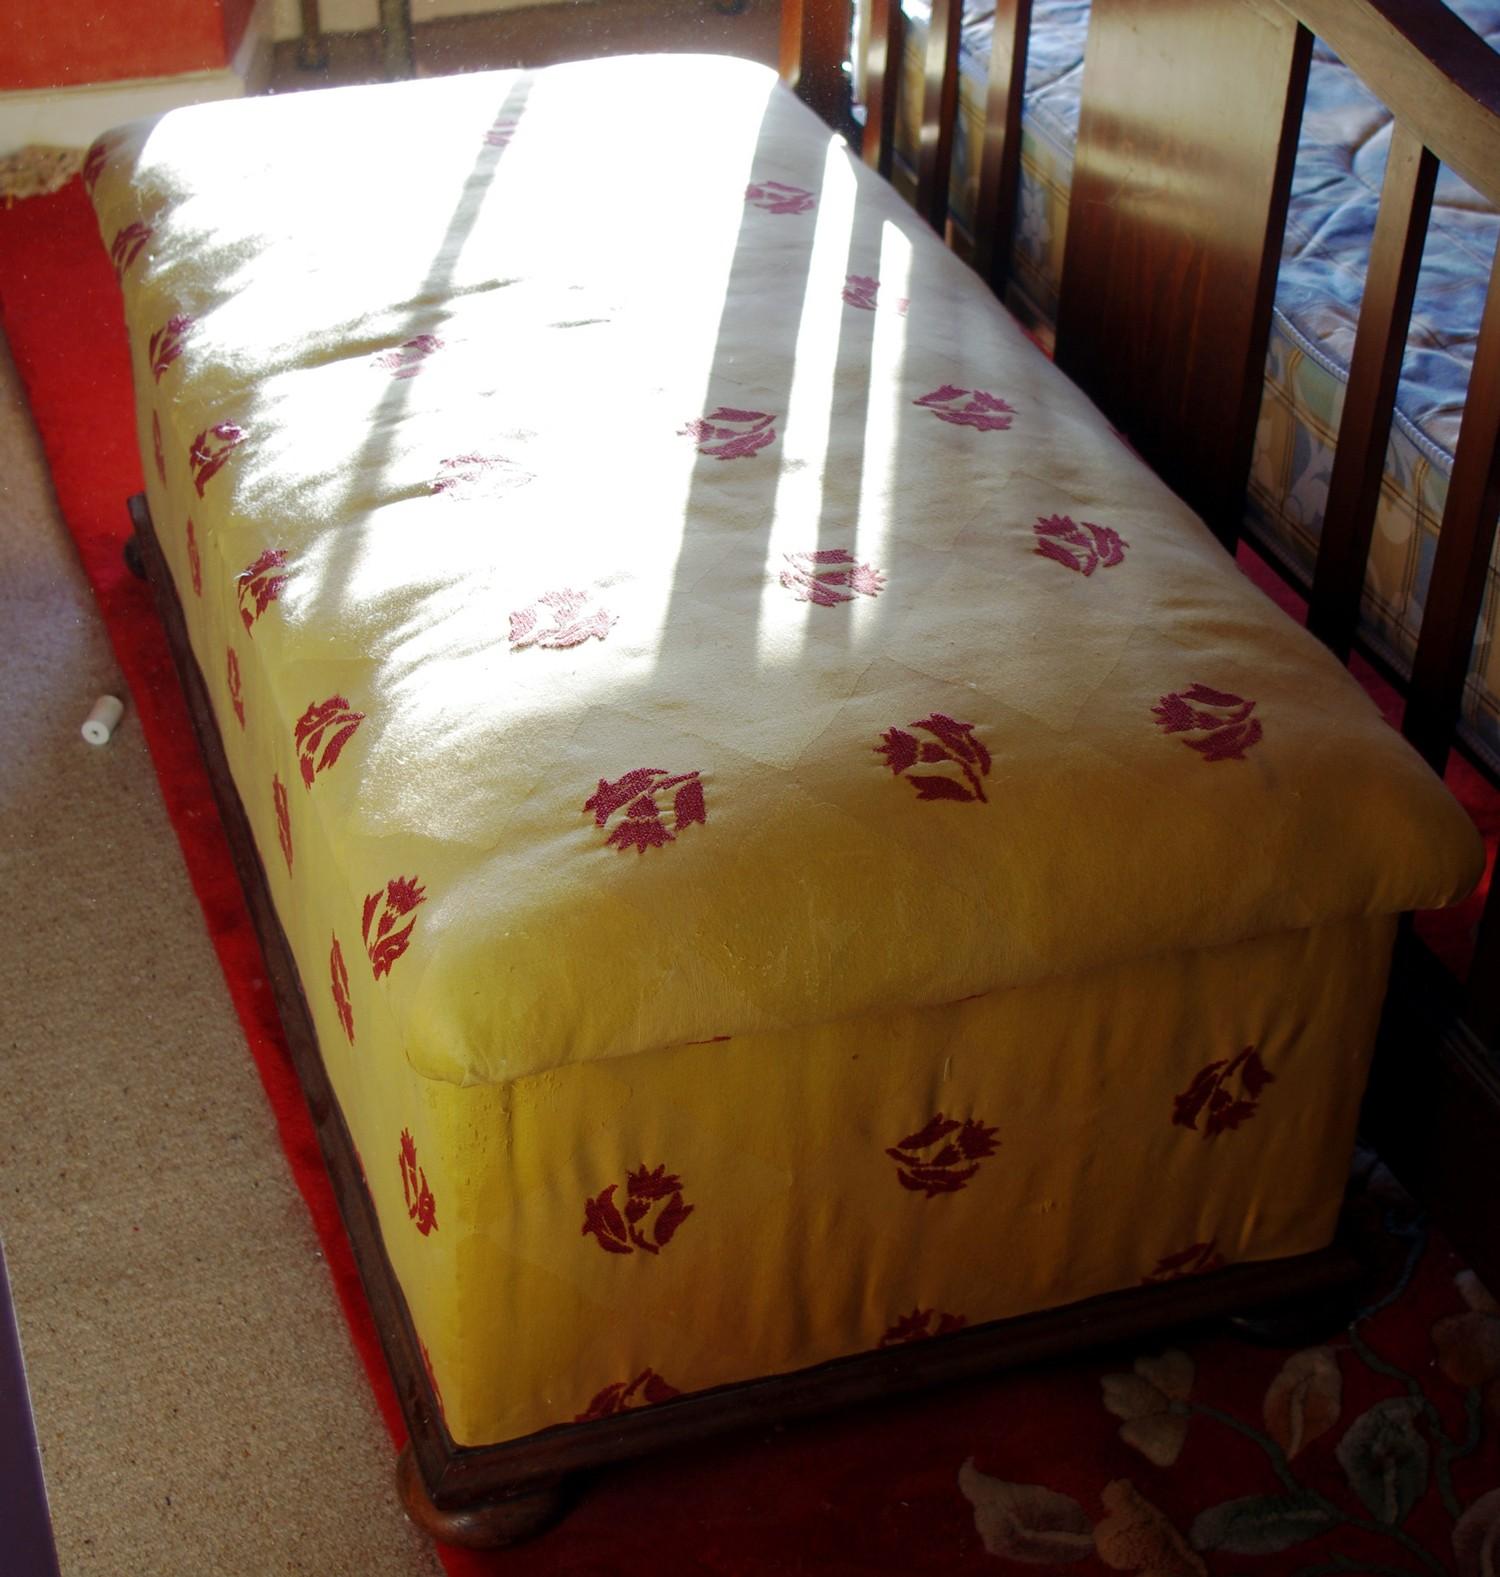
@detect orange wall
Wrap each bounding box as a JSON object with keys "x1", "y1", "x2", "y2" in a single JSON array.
[{"x1": 1, "y1": 0, "x2": 245, "y2": 92}]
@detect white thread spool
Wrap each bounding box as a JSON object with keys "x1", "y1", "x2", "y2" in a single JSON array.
[{"x1": 81, "y1": 695, "x2": 125, "y2": 746}]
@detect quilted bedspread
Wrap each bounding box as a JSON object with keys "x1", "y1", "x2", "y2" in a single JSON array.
[{"x1": 88, "y1": 55, "x2": 1481, "y2": 1090}]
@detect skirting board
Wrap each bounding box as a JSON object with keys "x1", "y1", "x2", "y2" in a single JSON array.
[{"x1": 0, "y1": 0, "x2": 272, "y2": 156}]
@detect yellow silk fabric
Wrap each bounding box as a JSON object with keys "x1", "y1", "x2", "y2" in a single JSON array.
[{"x1": 91, "y1": 54, "x2": 1479, "y2": 1447}]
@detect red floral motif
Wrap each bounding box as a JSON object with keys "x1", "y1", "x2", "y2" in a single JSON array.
[
  {"x1": 373, "y1": 334, "x2": 442, "y2": 379},
  {"x1": 273, "y1": 774, "x2": 293, "y2": 875},
  {"x1": 188, "y1": 422, "x2": 246, "y2": 497},
  {"x1": 330, "y1": 935, "x2": 354, "y2": 1043},
  {"x1": 1152, "y1": 683, "x2": 1263, "y2": 762},
  {"x1": 400, "y1": 1128, "x2": 438, "y2": 1236},
  {"x1": 509, "y1": 588, "x2": 614, "y2": 651},
  {"x1": 679, "y1": 407, "x2": 776, "y2": 461},
  {"x1": 484, "y1": 116, "x2": 518, "y2": 147},
  {"x1": 584, "y1": 768, "x2": 706, "y2": 853},
  {"x1": 361, "y1": 876, "x2": 426, "y2": 980},
  {"x1": 914, "y1": 385, "x2": 1016, "y2": 431},
  {"x1": 1142, "y1": 1241, "x2": 1226, "y2": 1284},
  {"x1": 294, "y1": 695, "x2": 365, "y2": 789},
  {"x1": 842, "y1": 274, "x2": 909, "y2": 315},
  {"x1": 1033, "y1": 513, "x2": 1128, "y2": 576},
  {"x1": 878, "y1": 713, "x2": 991, "y2": 803},
  {"x1": 1172, "y1": 1047, "x2": 1275, "y2": 1138},
  {"x1": 879, "y1": 1308, "x2": 968, "y2": 1347},
  {"x1": 745, "y1": 179, "x2": 815, "y2": 214},
  {"x1": 148, "y1": 315, "x2": 194, "y2": 382},
  {"x1": 780, "y1": 549, "x2": 885, "y2": 607},
  {"x1": 886, "y1": 1113, "x2": 999, "y2": 1196},
  {"x1": 82, "y1": 139, "x2": 111, "y2": 194},
  {"x1": 109, "y1": 221, "x2": 152, "y2": 280},
  {"x1": 186, "y1": 517, "x2": 202, "y2": 597},
  {"x1": 151, "y1": 411, "x2": 166, "y2": 485},
  {"x1": 431, "y1": 452, "x2": 533, "y2": 501},
  {"x1": 236, "y1": 548, "x2": 289, "y2": 633},
  {"x1": 575, "y1": 1368, "x2": 681, "y2": 1422},
  {"x1": 226, "y1": 647, "x2": 245, "y2": 728},
  {"x1": 582, "y1": 1164, "x2": 694, "y2": 1255}
]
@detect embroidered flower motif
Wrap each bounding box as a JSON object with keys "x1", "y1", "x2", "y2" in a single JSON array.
[
  {"x1": 914, "y1": 385, "x2": 1016, "y2": 431},
  {"x1": 880, "y1": 1308, "x2": 968, "y2": 1346},
  {"x1": 373, "y1": 335, "x2": 442, "y2": 379},
  {"x1": 294, "y1": 695, "x2": 365, "y2": 789},
  {"x1": 1095, "y1": 1479, "x2": 1202, "y2": 1570},
  {"x1": 484, "y1": 116, "x2": 518, "y2": 147},
  {"x1": 779, "y1": 549, "x2": 885, "y2": 607},
  {"x1": 1101, "y1": 1351, "x2": 1195, "y2": 1467},
  {"x1": 1152, "y1": 684, "x2": 1263, "y2": 762},
  {"x1": 745, "y1": 179, "x2": 815, "y2": 214},
  {"x1": 1141, "y1": 1241, "x2": 1225, "y2": 1285},
  {"x1": 226, "y1": 648, "x2": 245, "y2": 728},
  {"x1": 361, "y1": 876, "x2": 426, "y2": 980},
  {"x1": 575, "y1": 1369, "x2": 681, "y2": 1422},
  {"x1": 109, "y1": 221, "x2": 152, "y2": 280},
  {"x1": 509, "y1": 588, "x2": 614, "y2": 650},
  {"x1": 82, "y1": 139, "x2": 112, "y2": 194},
  {"x1": 584, "y1": 768, "x2": 706, "y2": 853},
  {"x1": 679, "y1": 407, "x2": 777, "y2": 460},
  {"x1": 582, "y1": 1164, "x2": 694, "y2": 1255},
  {"x1": 400, "y1": 1128, "x2": 438, "y2": 1236},
  {"x1": 1172, "y1": 1046, "x2": 1274, "y2": 1138},
  {"x1": 151, "y1": 411, "x2": 166, "y2": 485},
  {"x1": 186, "y1": 517, "x2": 202, "y2": 597},
  {"x1": 1033, "y1": 513, "x2": 1128, "y2": 576},
  {"x1": 886, "y1": 1113, "x2": 998, "y2": 1196},
  {"x1": 330, "y1": 935, "x2": 354, "y2": 1043},
  {"x1": 237, "y1": 548, "x2": 289, "y2": 633},
  {"x1": 274, "y1": 774, "x2": 293, "y2": 875},
  {"x1": 148, "y1": 315, "x2": 193, "y2": 382},
  {"x1": 188, "y1": 422, "x2": 246, "y2": 497},
  {"x1": 878, "y1": 714, "x2": 991, "y2": 803},
  {"x1": 431, "y1": 452, "x2": 533, "y2": 501},
  {"x1": 842, "y1": 274, "x2": 909, "y2": 315}
]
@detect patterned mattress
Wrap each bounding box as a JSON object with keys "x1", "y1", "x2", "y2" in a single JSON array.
[
  {"x1": 881, "y1": 0, "x2": 1500, "y2": 771},
  {"x1": 89, "y1": 55, "x2": 1479, "y2": 1451}
]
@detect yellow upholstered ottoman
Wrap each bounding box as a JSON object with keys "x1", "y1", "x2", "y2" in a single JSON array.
[{"x1": 90, "y1": 51, "x2": 1481, "y2": 1539}]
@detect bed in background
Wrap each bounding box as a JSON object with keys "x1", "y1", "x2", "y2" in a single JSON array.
[
  {"x1": 91, "y1": 0, "x2": 1500, "y2": 1549},
  {"x1": 862, "y1": 0, "x2": 1500, "y2": 775}
]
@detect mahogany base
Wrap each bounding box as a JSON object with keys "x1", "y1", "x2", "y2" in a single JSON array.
[{"x1": 396, "y1": 1446, "x2": 573, "y2": 1549}]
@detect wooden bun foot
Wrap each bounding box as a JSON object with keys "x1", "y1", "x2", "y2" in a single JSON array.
[{"x1": 396, "y1": 1444, "x2": 573, "y2": 1550}]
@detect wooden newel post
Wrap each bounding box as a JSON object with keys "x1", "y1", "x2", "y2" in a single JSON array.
[{"x1": 780, "y1": 0, "x2": 856, "y2": 133}]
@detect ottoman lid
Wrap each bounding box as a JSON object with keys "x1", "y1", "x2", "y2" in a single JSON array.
[{"x1": 89, "y1": 55, "x2": 1484, "y2": 1086}]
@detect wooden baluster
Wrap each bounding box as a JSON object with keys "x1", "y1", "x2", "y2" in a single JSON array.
[
  {"x1": 379, "y1": 0, "x2": 413, "y2": 79},
  {"x1": 861, "y1": 0, "x2": 903, "y2": 179},
  {"x1": 1055, "y1": 1, "x2": 1311, "y2": 551},
  {"x1": 971, "y1": 0, "x2": 1033, "y2": 296},
  {"x1": 297, "y1": 0, "x2": 329, "y2": 70},
  {"x1": 1402, "y1": 253, "x2": 1500, "y2": 772},
  {"x1": 1308, "y1": 123, "x2": 1438, "y2": 660},
  {"x1": 780, "y1": 0, "x2": 856, "y2": 132},
  {"x1": 1469, "y1": 876, "x2": 1500, "y2": 1044},
  {"x1": 915, "y1": 0, "x2": 963, "y2": 235}
]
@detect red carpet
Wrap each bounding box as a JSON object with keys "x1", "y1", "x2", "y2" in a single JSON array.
[{"x1": 3, "y1": 178, "x2": 1498, "y2": 1576}]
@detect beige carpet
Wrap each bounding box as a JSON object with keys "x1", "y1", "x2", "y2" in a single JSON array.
[{"x1": 0, "y1": 334, "x2": 442, "y2": 1574}]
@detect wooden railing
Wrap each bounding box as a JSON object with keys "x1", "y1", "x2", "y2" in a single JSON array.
[{"x1": 779, "y1": 0, "x2": 1500, "y2": 1283}]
